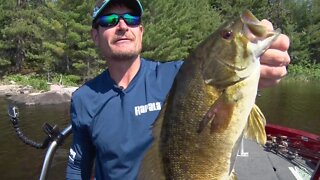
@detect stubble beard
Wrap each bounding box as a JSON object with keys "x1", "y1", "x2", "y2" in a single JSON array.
[
  {"x1": 107, "y1": 46, "x2": 142, "y2": 62},
  {"x1": 109, "y1": 51, "x2": 139, "y2": 61}
]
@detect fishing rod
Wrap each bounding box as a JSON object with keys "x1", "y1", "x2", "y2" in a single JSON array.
[{"x1": 7, "y1": 106, "x2": 72, "y2": 180}]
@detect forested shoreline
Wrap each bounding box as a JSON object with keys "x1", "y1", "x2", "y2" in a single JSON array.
[{"x1": 0, "y1": 0, "x2": 319, "y2": 89}]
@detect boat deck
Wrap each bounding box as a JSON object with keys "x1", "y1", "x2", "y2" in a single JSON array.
[{"x1": 235, "y1": 139, "x2": 313, "y2": 180}]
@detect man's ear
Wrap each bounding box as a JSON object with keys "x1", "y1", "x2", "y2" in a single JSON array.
[
  {"x1": 91, "y1": 28, "x2": 99, "y2": 46},
  {"x1": 140, "y1": 25, "x2": 144, "y2": 35},
  {"x1": 139, "y1": 25, "x2": 144, "y2": 40}
]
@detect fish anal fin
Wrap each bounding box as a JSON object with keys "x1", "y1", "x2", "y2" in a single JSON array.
[{"x1": 244, "y1": 104, "x2": 267, "y2": 144}]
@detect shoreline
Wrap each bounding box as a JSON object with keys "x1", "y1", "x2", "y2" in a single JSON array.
[
  {"x1": 0, "y1": 84, "x2": 78, "y2": 105},
  {"x1": 0, "y1": 84, "x2": 22, "y2": 97}
]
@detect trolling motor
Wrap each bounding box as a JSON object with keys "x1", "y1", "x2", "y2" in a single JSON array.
[{"x1": 7, "y1": 106, "x2": 72, "y2": 180}]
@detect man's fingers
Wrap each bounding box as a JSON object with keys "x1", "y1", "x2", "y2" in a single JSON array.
[
  {"x1": 260, "y1": 19, "x2": 290, "y2": 51},
  {"x1": 257, "y1": 19, "x2": 291, "y2": 89},
  {"x1": 269, "y1": 34, "x2": 290, "y2": 51},
  {"x1": 260, "y1": 49, "x2": 290, "y2": 66},
  {"x1": 260, "y1": 64, "x2": 288, "y2": 80}
]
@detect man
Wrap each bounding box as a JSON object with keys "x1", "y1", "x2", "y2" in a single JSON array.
[{"x1": 66, "y1": 0, "x2": 290, "y2": 179}]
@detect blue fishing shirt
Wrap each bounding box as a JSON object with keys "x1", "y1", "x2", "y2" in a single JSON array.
[{"x1": 66, "y1": 58, "x2": 183, "y2": 180}]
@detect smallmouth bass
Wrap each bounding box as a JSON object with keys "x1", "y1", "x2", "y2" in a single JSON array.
[{"x1": 139, "y1": 10, "x2": 280, "y2": 180}]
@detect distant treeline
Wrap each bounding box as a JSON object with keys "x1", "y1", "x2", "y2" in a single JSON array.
[{"x1": 0, "y1": 0, "x2": 319, "y2": 83}]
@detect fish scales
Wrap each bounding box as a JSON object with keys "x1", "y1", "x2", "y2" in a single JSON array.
[{"x1": 139, "y1": 10, "x2": 280, "y2": 180}]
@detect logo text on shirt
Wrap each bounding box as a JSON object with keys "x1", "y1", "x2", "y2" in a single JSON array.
[
  {"x1": 134, "y1": 102, "x2": 161, "y2": 116},
  {"x1": 69, "y1": 148, "x2": 76, "y2": 162}
]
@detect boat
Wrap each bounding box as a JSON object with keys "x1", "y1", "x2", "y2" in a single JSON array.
[
  {"x1": 265, "y1": 124, "x2": 320, "y2": 164},
  {"x1": 265, "y1": 124, "x2": 320, "y2": 180},
  {"x1": 235, "y1": 123, "x2": 319, "y2": 180}
]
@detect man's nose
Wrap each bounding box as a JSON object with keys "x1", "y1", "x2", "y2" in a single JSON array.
[{"x1": 117, "y1": 19, "x2": 129, "y2": 30}]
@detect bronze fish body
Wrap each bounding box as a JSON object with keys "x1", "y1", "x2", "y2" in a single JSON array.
[{"x1": 139, "y1": 10, "x2": 280, "y2": 180}]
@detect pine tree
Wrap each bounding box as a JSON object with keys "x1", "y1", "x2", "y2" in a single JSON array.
[
  {"x1": 51, "y1": 0, "x2": 103, "y2": 80},
  {"x1": 308, "y1": 0, "x2": 320, "y2": 64},
  {"x1": 209, "y1": 0, "x2": 270, "y2": 20},
  {"x1": 0, "y1": 1, "x2": 46, "y2": 74},
  {"x1": 0, "y1": 0, "x2": 16, "y2": 76},
  {"x1": 141, "y1": 0, "x2": 221, "y2": 61}
]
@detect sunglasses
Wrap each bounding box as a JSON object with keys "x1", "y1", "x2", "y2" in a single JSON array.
[{"x1": 95, "y1": 13, "x2": 141, "y2": 28}]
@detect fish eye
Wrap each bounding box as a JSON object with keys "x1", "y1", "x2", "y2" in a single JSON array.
[{"x1": 221, "y1": 30, "x2": 233, "y2": 40}]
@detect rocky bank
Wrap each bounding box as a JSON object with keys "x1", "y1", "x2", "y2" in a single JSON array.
[{"x1": 0, "y1": 84, "x2": 78, "y2": 105}]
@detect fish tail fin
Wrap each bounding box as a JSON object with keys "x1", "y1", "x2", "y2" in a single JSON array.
[{"x1": 244, "y1": 104, "x2": 267, "y2": 145}]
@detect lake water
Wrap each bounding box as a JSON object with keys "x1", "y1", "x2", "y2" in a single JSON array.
[
  {"x1": 0, "y1": 98, "x2": 71, "y2": 180},
  {"x1": 256, "y1": 80, "x2": 320, "y2": 134},
  {"x1": 0, "y1": 80, "x2": 319, "y2": 179}
]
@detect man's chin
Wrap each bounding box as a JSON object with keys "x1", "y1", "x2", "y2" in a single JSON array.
[{"x1": 109, "y1": 52, "x2": 139, "y2": 61}]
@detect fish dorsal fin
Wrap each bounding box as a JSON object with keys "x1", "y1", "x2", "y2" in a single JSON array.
[{"x1": 244, "y1": 104, "x2": 267, "y2": 144}]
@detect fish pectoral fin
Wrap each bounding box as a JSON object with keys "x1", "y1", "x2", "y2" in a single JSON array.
[
  {"x1": 198, "y1": 95, "x2": 235, "y2": 134},
  {"x1": 244, "y1": 104, "x2": 267, "y2": 144},
  {"x1": 197, "y1": 106, "x2": 216, "y2": 133}
]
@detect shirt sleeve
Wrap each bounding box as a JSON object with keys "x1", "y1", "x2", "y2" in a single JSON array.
[{"x1": 66, "y1": 96, "x2": 95, "y2": 180}]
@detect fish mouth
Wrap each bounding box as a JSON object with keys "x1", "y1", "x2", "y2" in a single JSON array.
[{"x1": 216, "y1": 57, "x2": 248, "y2": 71}]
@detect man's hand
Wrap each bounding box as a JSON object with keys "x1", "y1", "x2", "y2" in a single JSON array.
[{"x1": 259, "y1": 20, "x2": 291, "y2": 89}]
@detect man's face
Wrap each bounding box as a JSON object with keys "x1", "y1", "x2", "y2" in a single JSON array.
[{"x1": 91, "y1": 5, "x2": 144, "y2": 61}]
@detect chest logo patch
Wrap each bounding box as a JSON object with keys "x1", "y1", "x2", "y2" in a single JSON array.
[{"x1": 134, "y1": 102, "x2": 161, "y2": 116}]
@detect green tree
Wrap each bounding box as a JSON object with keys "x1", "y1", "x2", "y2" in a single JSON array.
[
  {"x1": 141, "y1": 0, "x2": 221, "y2": 61},
  {"x1": 51, "y1": 0, "x2": 103, "y2": 80},
  {"x1": 0, "y1": 1, "x2": 47, "y2": 74},
  {"x1": 308, "y1": 0, "x2": 320, "y2": 64},
  {"x1": 1, "y1": 0, "x2": 319, "y2": 83},
  {"x1": 0, "y1": 0, "x2": 16, "y2": 75},
  {"x1": 209, "y1": 0, "x2": 270, "y2": 20},
  {"x1": 282, "y1": 0, "x2": 312, "y2": 65}
]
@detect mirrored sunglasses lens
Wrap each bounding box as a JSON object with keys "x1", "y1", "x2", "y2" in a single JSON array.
[
  {"x1": 97, "y1": 14, "x2": 140, "y2": 27},
  {"x1": 123, "y1": 14, "x2": 140, "y2": 26},
  {"x1": 99, "y1": 14, "x2": 119, "y2": 27}
]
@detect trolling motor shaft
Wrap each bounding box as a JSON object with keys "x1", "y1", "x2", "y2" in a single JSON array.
[{"x1": 7, "y1": 106, "x2": 72, "y2": 180}]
